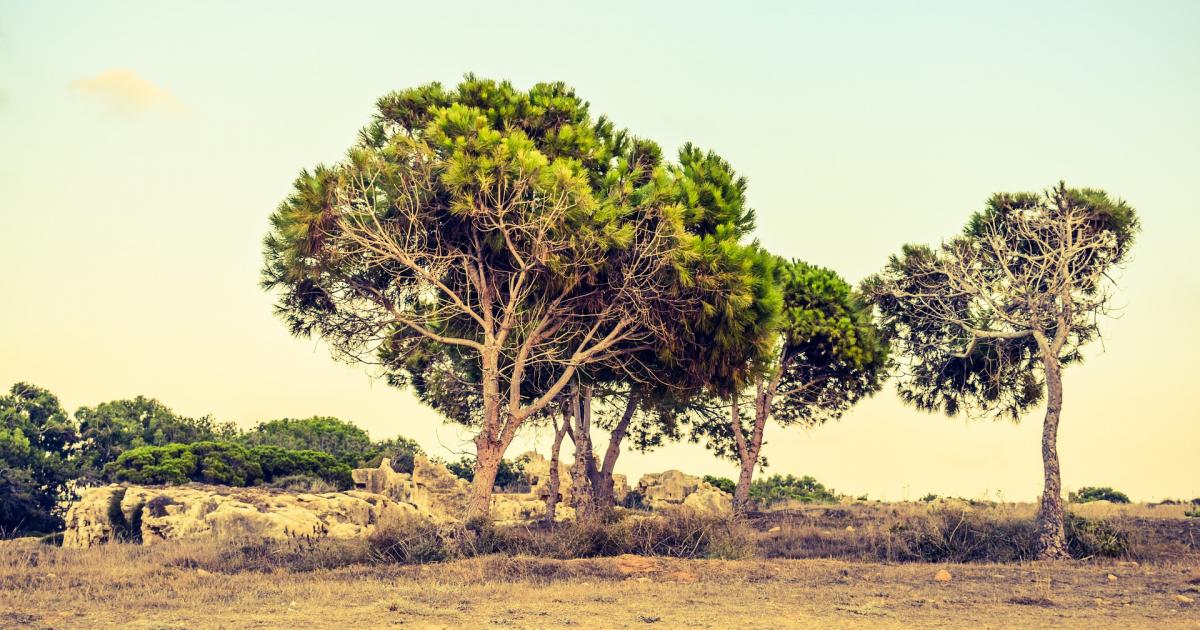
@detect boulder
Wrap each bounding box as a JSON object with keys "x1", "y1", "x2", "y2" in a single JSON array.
[
  {"x1": 351, "y1": 456, "x2": 471, "y2": 522},
  {"x1": 636, "y1": 470, "x2": 732, "y2": 515},
  {"x1": 520, "y1": 450, "x2": 630, "y2": 507},
  {"x1": 62, "y1": 483, "x2": 417, "y2": 549}
]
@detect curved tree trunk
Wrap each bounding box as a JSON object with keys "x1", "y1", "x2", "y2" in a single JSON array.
[
  {"x1": 731, "y1": 386, "x2": 772, "y2": 515},
  {"x1": 544, "y1": 408, "x2": 570, "y2": 522},
  {"x1": 594, "y1": 390, "x2": 639, "y2": 509},
  {"x1": 1035, "y1": 353, "x2": 1070, "y2": 560}
]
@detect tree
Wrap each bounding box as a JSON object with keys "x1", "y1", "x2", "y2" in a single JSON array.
[
  {"x1": 863, "y1": 183, "x2": 1138, "y2": 559},
  {"x1": 695, "y1": 260, "x2": 887, "y2": 512},
  {"x1": 75, "y1": 396, "x2": 235, "y2": 482},
  {"x1": 241, "y1": 416, "x2": 374, "y2": 467},
  {"x1": 1069, "y1": 486, "x2": 1131, "y2": 504},
  {"x1": 104, "y1": 441, "x2": 353, "y2": 489},
  {"x1": 263, "y1": 77, "x2": 688, "y2": 517},
  {"x1": 551, "y1": 145, "x2": 781, "y2": 519},
  {"x1": 0, "y1": 383, "x2": 79, "y2": 534}
]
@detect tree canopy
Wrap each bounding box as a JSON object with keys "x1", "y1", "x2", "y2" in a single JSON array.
[
  {"x1": 864, "y1": 182, "x2": 1138, "y2": 559},
  {"x1": 0, "y1": 383, "x2": 79, "y2": 534},
  {"x1": 261, "y1": 75, "x2": 767, "y2": 516},
  {"x1": 75, "y1": 396, "x2": 236, "y2": 482}
]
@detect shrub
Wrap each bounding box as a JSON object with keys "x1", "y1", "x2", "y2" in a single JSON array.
[
  {"x1": 104, "y1": 441, "x2": 352, "y2": 489},
  {"x1": 361, "y1": 436, "x2": 425, "y2": 473},
  {"x1": 1069, "y1": 486, "x2": 1131, "y2": 504},
  {"x1": 1065, "y1": 513, "x2": 1129, "y2": 557},
  {"x1": 703, "y1": 475, "x2": 736, "y2": 494},
  {"x1": 919, "y1": 493, "x2": 939, "y2": 502},
  {"x1": 749, "y1": 474, "x2": 838, "y2": 508},
  {"x1": 367, "y1": 514, "x2": 449, "y2": 564}
]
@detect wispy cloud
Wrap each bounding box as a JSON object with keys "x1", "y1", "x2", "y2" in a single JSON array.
[{"x1": 70, "y1": 69, "x2": 186, "y2": 115}]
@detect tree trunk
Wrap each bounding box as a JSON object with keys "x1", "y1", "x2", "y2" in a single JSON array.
[
  {"x1": 545, "y1": 409, "x2": 570, "y2": 522},
  {"x1": 1035, "y1": 353, "x2": 1071, "y2": 560},
  {"x1": 731, "y1": 387, "x2": 770, "y2": 515},
  {"x1": 468, "y1": 353, "x2": 504, "y2": 520},
  {"x1": 594, "y1": 390, "x2": 638, "y2": 509},
  {"x1": 569, "y1": 385, "x2": 600, "y2": 520},
  {"x1": 469, "y1": 435, "x2": 503, "y2": 520}
]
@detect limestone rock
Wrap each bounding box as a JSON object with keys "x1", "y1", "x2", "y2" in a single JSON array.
[
  {"x1": 62, "y1": 485, "x2": 124, "y2": 548},
  {"x1": 636, "y1": 470, "x2": 732, "y2": 515},
  {"x1": 62, "y1": 484, "x2": 417, "y2": 548},
  {"x1": 352, "y1": 456, "x2": 471, "y2": 523},
  {"x1": 519, "y1": 450, "x2": 630, "y2": 507},
  {"x1": 934, "y1": 569, "x2": 952, "y2": 583}
]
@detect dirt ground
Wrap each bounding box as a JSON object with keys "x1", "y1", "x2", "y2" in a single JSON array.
[{"x1": 2, "y1": 543, "x2": 1198, "y2": 629}]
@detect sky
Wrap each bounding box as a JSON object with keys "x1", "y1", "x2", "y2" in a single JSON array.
[{"x1": 2, "y1": 0, "x2": 1197, "y2": 502}]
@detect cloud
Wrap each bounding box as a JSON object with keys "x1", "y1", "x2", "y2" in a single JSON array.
[{"x1": 70, "y1": 69, "x2": 186, "y2": 115}]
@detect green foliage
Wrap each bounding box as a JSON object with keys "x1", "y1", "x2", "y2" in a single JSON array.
[
  {"x1": 703, "y1": 475, "x2": 736, "y2": 494},
  {"x1": 76, "y1": 396, "x2": 236, "y2": 482},
  {"x1": 0, "y1": 383, "x2": 79, "y2": 534},
  {"x1": 749, "y1": 474, "x2": 838, "y2": 507},
  {"x1": 104, "y1": 441, "x2": 352, "y2": 489},
  {"x1": 864, "y1": 183, "x2": 1140, "y2": 420},
  {"x1": 1069, "y1": 486, "x2": 1131, "y2": 504},
  {"x1": 240, "y1": 416, "x2": 373, "y2": 467},
  {"x1": 361, "y1": 435, "x2": 425, "y2": 474},
  {"x1": 1064, "y1": 513, "x2": 1130, "y2": 558},
  {"x1": 919, "y1": 493, "x2": 939, "y2": 502}
]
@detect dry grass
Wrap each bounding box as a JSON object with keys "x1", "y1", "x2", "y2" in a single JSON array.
[
  {"x1": 2, "y1": 539, "x2": 1199, "y2": 629},
  {"x1": 2, "y1": 501, "x2": 1197, "y2": 628}
]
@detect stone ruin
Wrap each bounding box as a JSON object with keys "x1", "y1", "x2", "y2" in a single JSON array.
[{"x1": 62, "y1": 454, "x2": 730, "y2": 548}]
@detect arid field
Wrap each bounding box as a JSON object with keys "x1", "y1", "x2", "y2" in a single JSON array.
[{"x1": 4, "y1": 502, "x2": 1198, "y2": 629}]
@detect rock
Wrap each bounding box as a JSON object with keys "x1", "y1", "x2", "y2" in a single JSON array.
[
  {"x1": 520, "y1": 451, "x2": 630, "y2": 507},
  {"x1": 636, "y1": 470, "x2": 732, "y2": 515},
  {"x1": 1107, "y1": 573, "x2": 1118, "y2": 582},
  {"x1": 62, "y1": 485, "x2": 124, "y2": 548},
  {"x1": 934, "y1": 569, "x2": 953, "y2": 583},
  {"x1": 767, "y1": 526, "x2": 782, "y2": 533},
  {"x1": 681, "y1": 485, "x2": 733, "y2": 516},
  {"x1": 352, "y1": 457, "x2": 471, "y2": 522},
  {"x1": 845, "y1": 525, "x2": 856, "y2": 532},
  {"x1": 63, "y1": 483, "x2": 418, "y2": 548},
  {"x1": 1175, "y1": 595, "x2": 1195, "y2": 605}
]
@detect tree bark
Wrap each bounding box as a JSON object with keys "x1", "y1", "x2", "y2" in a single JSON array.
[
  {"x1": 1035, "y1": 351, "x2": 1071, "y2": 560},
  {"x1": 468, "y1": 351, "x2": 504, "y2": 519},
  {"x1": 731, "y1": 386, "x2": 771, "y2": 515},
  {"x1": 469, "y1": 434, "x2": 503, "y2": 520},
  {"x1": 594, "y1": 389, "x2": 639, "y2": 509},
  {"x1": 568, "y1": 385, "x2": 601, "y2": 520},
  {"x1": 545, "y1": 408, "x2": 570, "y2": 522}
]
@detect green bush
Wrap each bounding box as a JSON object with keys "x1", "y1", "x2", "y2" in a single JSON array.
[
  {"x1": 749, "y1": 474, "x2": 838, "y2": 507},
  {"x1": 702, "y1": 475, "x2": 736, "y2": 494},
  {"x1": 1065, "y1": 513, "x2": 1130, "y2": 557},
  {"x1": 104, "y1": 441, "x2": 352, "y2": 489},
  {"x1": 1069, "y1": 486, "x2": 1131, "y2": 504}
]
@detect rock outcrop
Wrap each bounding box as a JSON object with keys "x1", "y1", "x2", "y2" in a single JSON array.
[
  {"x1": 520, "y1": 451, "x2": 631, "y2": 507},
  {"x1": 636, "y1": 470, "x2": 732, "y2": 516},
  {"x1": 62, "y1": 483, "x2": 417, "y2": 549},
  {"x1": 352, "y1": 456, "x2": 470, "y2": 522}
]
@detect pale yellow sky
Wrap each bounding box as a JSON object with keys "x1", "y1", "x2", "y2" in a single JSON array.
[{"x1": 1, "y1": 1, "x2": 1197, "y2": 501}]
